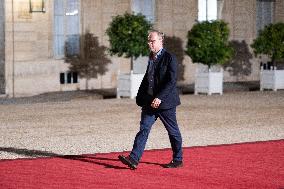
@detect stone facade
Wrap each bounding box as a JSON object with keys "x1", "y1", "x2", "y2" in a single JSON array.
[
  {"x1": 0, "y1": 0, "x2": 4, "y2": 94},
  {"x1": 275, "y1": 0, "x2": 284, "y2": 23},
  {"x1": 221, "y1": 0, "x2": 259, "y2": 82},
  {"x1": 1, "y1": 0, "x2": 284, "y2": 97}
]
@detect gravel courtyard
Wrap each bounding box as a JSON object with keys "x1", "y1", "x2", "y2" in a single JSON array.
[{"x1": 0, "y1": 91, "x2": 283, "y2": 160}]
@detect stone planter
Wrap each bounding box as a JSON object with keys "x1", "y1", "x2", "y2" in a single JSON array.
[
  {"x1": 260, "y1": 66, "x2": 284, "y2": 91},
  {"x1": 117, "y1": 71, "x2": 144, "y2": 99},
  {"x1": 194, "y1": 66, "x2": 223, "y2": 95}
]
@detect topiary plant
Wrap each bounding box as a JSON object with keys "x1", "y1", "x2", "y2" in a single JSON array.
[
  {"x1": 251, "y1": 22, "x2": 284, "y2": 67},
  {"x1": 185, "y1": 20, "x2": 233, "y2": 68},
  {"x1": 106, "y1": 12, "x2": 152, "y2": 71}
]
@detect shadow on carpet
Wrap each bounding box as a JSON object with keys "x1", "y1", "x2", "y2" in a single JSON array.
[{"x1": 0, "y1": 140, "x2": 283, "y2": 189}]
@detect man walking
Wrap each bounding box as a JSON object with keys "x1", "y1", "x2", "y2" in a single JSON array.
[{"x1": 118, "y1": 30, "x2": 183, "y2": 169}]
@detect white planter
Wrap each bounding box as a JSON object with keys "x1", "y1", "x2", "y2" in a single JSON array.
[
  {"x1": 194, "y1": 67, "x2": 223, "y2": 95},
  {"x1": 260, "y1": 66, "x2": 284, "y2": 91},
  {"x1": 117, "y1": 71, "x2": 144, "y2": 99}
]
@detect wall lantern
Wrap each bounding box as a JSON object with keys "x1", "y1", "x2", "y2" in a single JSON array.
[{"x1": 29, "y1": 0, "x2": 45, "y2": 13}]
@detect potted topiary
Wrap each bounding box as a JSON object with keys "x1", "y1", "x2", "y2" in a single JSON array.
[
  {"x1": 186, "y1": 20, "x2": 233, "y2": 95},
  {"x1": 106, "y1": 12, "x2": 152, "y2": 98},
  {"x1": 251, "y1": 22, "x2": 284, "y2": 91}
]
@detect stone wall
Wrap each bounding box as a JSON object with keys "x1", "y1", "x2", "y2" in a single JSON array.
[
  {"x1": 221, "y1": 0, "x2": 260, "y2": 82},
  {"x1": 4, "y1": 0, "x2": 57, "y2": 97},
  {"x1": 155, "y1": 0, "x2": 197, "y2": 84},
  {"x1": 275, "y1": 0, "x2": 284, "y2": 22},
  {"x1": 80, "y1": 0, "x2": 131, "y2": 89},
  {"x1": 0, "y1": 0, "x2": 5, "y2": 93},
  {"x1": 3, "y1": 0, "x2": 284, "y2": 97}
]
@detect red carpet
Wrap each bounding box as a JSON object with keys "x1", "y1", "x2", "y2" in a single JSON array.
[{"x1": 0, "y1": 140, "x2": 283, "y2": 189}]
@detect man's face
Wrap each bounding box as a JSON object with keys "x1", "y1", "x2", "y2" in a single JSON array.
[{"x1": 148, "y1": 32, "x2": 163, "y2": 54}]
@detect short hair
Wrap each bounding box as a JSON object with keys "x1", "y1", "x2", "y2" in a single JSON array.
[{"x1": 148, "y1": 30, "x2": 165, "y2": 41}]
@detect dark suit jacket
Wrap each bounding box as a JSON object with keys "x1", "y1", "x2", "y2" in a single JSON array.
[{"x1": 136, "y1": 49, "x2": 181, "y2": 109}]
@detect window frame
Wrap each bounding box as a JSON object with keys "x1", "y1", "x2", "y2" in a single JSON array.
[
  {"x1": 198, "y1": 0, "x2": 217, "y2": 22},
  {"x1": 256, "y1": 0, "x2": 275, "y2": 34},
  {"x1": 131, "y1": 0, "x2": 155, "y2": 23},
  {"x1": 53, "y1": 0, "x2": 81, "y2": 59}
]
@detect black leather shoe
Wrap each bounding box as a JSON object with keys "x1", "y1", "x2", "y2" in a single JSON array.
[
  {"x1": 118, "y1": 155, "x2": 138, "y2": 170},
  {"x1": 163, "y1": 160, "x2": 183, "y2": 168}
]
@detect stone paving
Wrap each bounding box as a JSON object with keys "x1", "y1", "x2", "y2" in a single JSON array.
[{"x1": 0, "y1": 90, "x2": 283, "y2": 160}]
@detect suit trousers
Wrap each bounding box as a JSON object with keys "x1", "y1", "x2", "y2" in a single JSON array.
[{"x1": 130, "y1": 107, "x2": 183, "y2": 163}]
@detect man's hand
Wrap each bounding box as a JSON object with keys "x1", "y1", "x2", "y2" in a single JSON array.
[{"x1": 151, "y1": 98, "x2": 161, "y2": 109}]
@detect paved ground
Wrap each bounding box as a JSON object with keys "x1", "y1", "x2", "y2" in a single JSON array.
[{"x1": 0, "y1": 87, "x2": 283, "y2": 160}]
